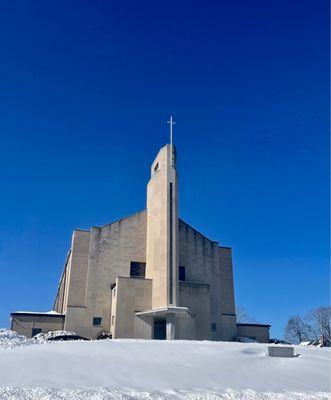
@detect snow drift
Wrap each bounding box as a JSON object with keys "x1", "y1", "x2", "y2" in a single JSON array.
[{"x1": 0, "y1": 332, "x2": 330, "y2": 399}]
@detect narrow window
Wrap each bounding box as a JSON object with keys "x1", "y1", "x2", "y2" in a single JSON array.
[
  {"x1": 211, "y1": 322, "x2": 217, "y2": 332},
  {"x1": 130, "y1": 262, "x2": 146, "y2": 278},
  {"x1": 179, "y1": 266, "x2": 186, "y2": 281},
  {"x1": 154, "y1": 162, "x2": 159, "y2": 172},
  {"x1": 93, "y1": 317, "x2": 102, "y2": 326},
  {"x1": 169, "y1": 182, "x2": 173, "y2": 303},
  {"x1": 111, "y1": 315, "x2": 114, "y2": 325}
]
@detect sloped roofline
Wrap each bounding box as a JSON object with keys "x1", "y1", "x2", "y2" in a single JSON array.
[
  {"x1": 73, "y1": 211, "x2": 231, "y2": 248},
  {"x1": 179, "y1": 218, "x2": 231, "y2": 248},
  {"x1": 98, "y1": 209, "x2": 147, "y2": 229}
]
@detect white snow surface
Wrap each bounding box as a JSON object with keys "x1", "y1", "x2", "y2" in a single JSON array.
[{"x1": 0, "y1": 334, "x2": 330, "y2": 399}]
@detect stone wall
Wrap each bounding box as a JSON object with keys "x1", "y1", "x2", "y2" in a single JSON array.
[
  {"x1": 219, "y1": 246, "x2": 237, "y2": 340},
  {"x1": 178, "y1": 281, "x2": 211, "y2": 340},
  {"x1": 66, "y1": 230, "x2": 91, "y2": 308},
  {"x1": 112, "y1": 277, "x2": 152, "y2": 339},
  {"x1": 54, "y1": 229, "x2": 90, "y2": 315},
  {"x1": 53, "y1": 251, "x2": 70, "y2": 314},
  {"x1": 178, "y1": 220, "x2": 237, "y2": 341},
  {"x1": 75, "y1": 210, "x2": 147, "y2": 339}
]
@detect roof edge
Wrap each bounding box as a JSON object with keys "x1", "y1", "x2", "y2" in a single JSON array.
[
  {"x1": 11, "y1": 312, "x2": 65, "y2": 318},
  {"x1": 97, "y1": 209, "x2": 147, "y2": 229},
  {"x1": 179, "y1": 218, "x2": 234, "y2": 249},
  {"x1": 237, "y1": 323, "x2": 271, "y2": 328}
]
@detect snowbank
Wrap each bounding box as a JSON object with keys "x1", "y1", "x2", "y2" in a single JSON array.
[
  {"x1": 0, "y1": 329, "x2": 83, "y2": 347},
  {"x1": 0, "y1": 339, "x2": 330, "y2": 399},
  {"x1": 33, "y1": 330, "x2": 78, "y2": 343},
  {"x1": 0, "y1": 329, "x2": 33, "y2": 349}
]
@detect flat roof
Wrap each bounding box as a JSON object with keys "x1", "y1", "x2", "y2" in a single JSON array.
[
  {"x1": 11, "y1": 311, "x2": 65, "y2": 318},
  {"x1": 237, "y1": 323, "x2": 271, "y2": 328},
  {"x1": 136, "y1": 306, "x2": 194, "y2": 318}
]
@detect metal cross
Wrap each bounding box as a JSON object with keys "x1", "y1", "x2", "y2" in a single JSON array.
[{"x1": 167, "y1": 116, "x2": 176, "y2": 147}]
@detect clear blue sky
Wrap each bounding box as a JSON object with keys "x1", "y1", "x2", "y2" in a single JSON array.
[{"x1": 0, "y1": 1, "x2": 329, "y2": 339}]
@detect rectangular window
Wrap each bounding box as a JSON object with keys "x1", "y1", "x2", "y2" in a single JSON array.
[
  {"x1": 130, "y1": 262, "x2": 146, "y2": 278},
  {"x1": 32, "y1": 328, "x2": 42, "y2": 337},
  {"x1": 179, "y1": 266, "x2": 186, "y2": 281},
  {"x1": 211, "y1": 322, "x2": 217, "y2": 332},
  {"x1": 93, "y1": 317, "x2": 102, "y2": 326}
]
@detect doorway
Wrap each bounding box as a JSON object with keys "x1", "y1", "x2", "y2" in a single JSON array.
[{"x1": 154, "y1": 319, "x2": 166, "y2": 339}]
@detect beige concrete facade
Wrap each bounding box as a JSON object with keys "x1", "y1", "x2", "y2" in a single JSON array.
[
  {"x1": 12, "y1": 141, "x2": 270, "y2": 342},
  {"x1": 111, "y1": 277, "x2": 153, "y2": 339},
  {"x1": 54, "y1": 210, "x2": 147, "y2": 339},
  {"x1": 146, "y1": 145, "x2": 178, "y2": 309}
]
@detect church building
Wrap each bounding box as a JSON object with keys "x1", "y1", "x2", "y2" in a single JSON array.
[{"x1": 10, "y1": 121, "x2": 270, "y2": 342}]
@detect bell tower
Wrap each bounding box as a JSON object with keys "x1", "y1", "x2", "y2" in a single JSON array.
[{"x1": 145, "y1": 120, "x2": 178, "y2": 309}]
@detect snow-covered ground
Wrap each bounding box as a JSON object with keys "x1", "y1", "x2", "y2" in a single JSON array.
[
  {"x1": 0, "y1": 328, "x2": 33, "y2": 349},
  {"x1": 0, "y1": 330, "x2": 330, "y2": 399}
]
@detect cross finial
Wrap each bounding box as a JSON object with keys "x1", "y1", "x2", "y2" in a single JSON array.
[{"x1": 167, "y1": 115, "x2": 176, "y2": 147}]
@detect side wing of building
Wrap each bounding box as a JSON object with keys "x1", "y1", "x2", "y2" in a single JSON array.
[
  {"x1": 53, "y1": 210, "x2": 147, "y2": 339},
  {"x1": 178, "y1": 219, "x2": 238, "y2": 341}
]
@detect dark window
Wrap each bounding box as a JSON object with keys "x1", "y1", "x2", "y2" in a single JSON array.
[
  {"x1": 93, "y1": 317, "x2": 102, "y2": 326},
  {"x1": 179, "y1": 266, "x2": 186, "y2": 281},
  {"x1": 32, "y1": 328, "x2": 42, "y2": 337},
  {"x1": 154, "y1": 162, "x2": 159, "y2": 172},
  {"x1": 211, "y1": 322, "x2": 217, "y2": 332},
  {"x1": 130, "y1": 262, "x2": 146, "y2": 278}
]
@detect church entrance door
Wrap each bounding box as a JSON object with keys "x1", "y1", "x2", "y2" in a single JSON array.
[{"x1": 153, "y1": 319, "x2": 166, "y2": 340}]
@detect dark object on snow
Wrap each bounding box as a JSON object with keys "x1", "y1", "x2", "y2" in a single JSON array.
[
  {"x1": 34, "y1": 330, "x2": 89, "y2": 343},
  {"x1": 48, "y1": 334, "x2": 88, "y2": 341},
  {"x1": 269, "y1": 338, "x2": 291, "y2": 345},
  {"x1": 97, "y1": 330, "x2": 112, "y2": 340},
  {"x1": 234, "y1": 336, "x2": 257, "y2": 343}
]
